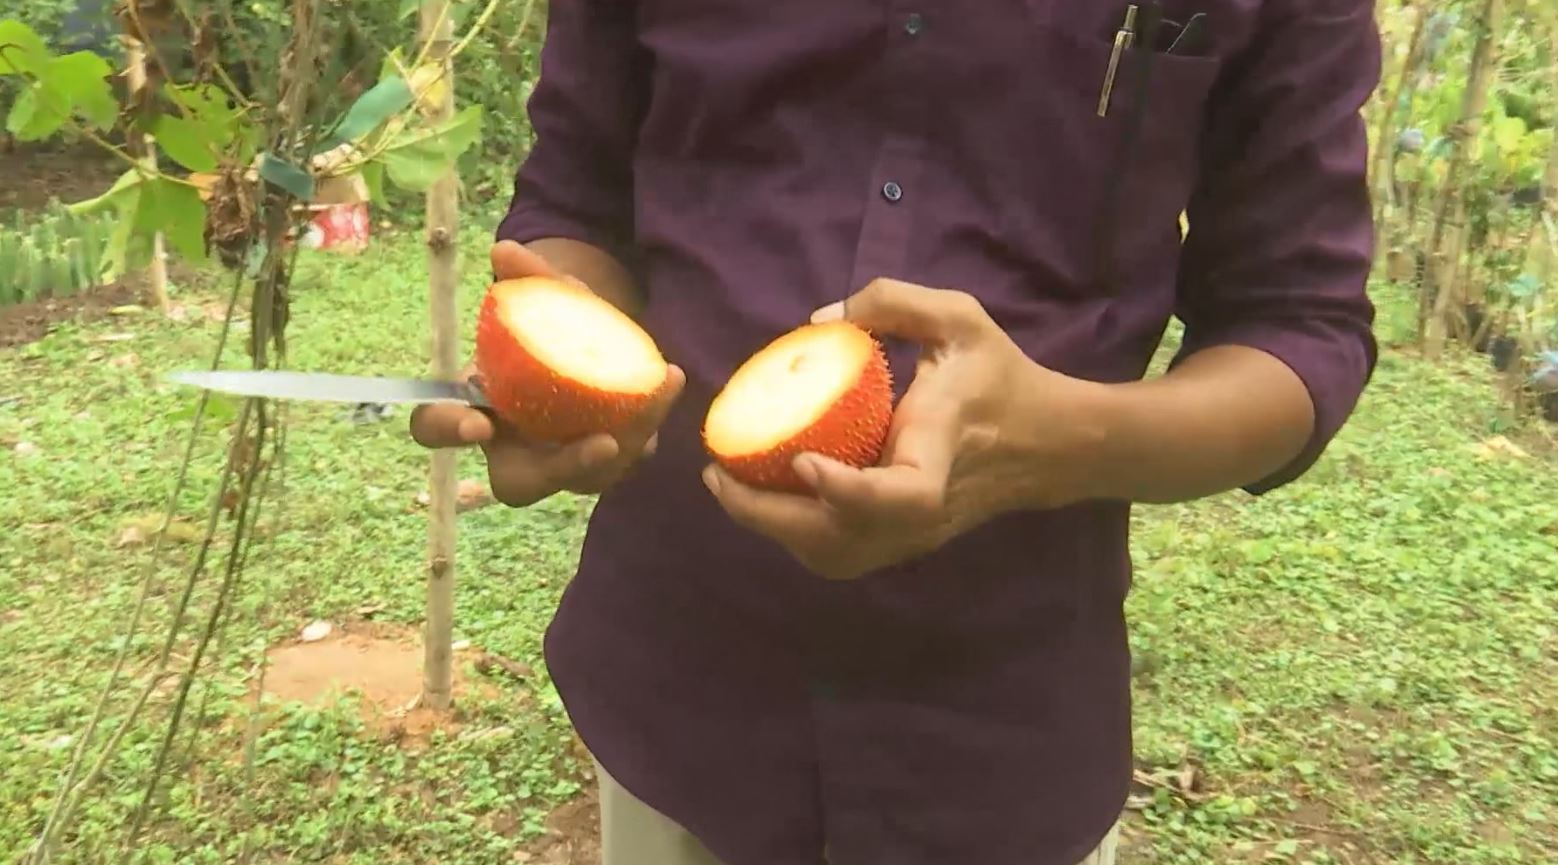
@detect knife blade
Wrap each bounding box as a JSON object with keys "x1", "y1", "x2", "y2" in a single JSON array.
[{"x1": 166, "y1": 369, "x2": 490, "y2": 408}]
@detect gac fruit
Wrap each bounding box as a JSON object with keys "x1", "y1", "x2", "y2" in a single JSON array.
[
  {"x1": 474, "y1": 276, "x2": 671, "y2": 443},
  {"x1": 703, "y1": 320, "x2": 894, "y2": 492}
]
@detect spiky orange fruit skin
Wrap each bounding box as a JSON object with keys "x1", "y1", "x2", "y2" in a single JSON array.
[
  {"x1": 703, "y1": 321, "x2": 894, "y2": 493},
  {"x1": 474, "y1": 276, "x2": 671, "y2": 443}
]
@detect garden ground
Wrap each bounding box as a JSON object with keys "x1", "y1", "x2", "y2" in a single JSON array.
[{"x1": 2, "y1": 188, "x2": 1556, "y2": 863}]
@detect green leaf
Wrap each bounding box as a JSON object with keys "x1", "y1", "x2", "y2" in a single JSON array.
[
  {"x1": 164, "y1": 82, "x2": 240, "y2": 153},
  {"x1": 379, "y1": 47, "x2": 407, "y2": 83},
  {"x1": 67, "y1": 168, "x2": 148, "y2": 217},
  {"x1": 259, "y1": 153, "x2": 316, "y2": 201},
  {"x1": 153, "y1": 115, "x2": 221, "y2": 173},
  {"x1": 51, "y1": 51, "x2": 116, "y2": 129},
  {"x1": 330, "y1": 75, "x2": 414, "y2": 145},
  {"x1": 0, "y1": 19, "x2": 49, "y2": 76},
  {"x1": 360, "y1": 160, "x2": 386, "y2": 206},
  {"x1": 5, "y1": 86, "x2": 51, "y2": 139},
  {"x1": 377, "y1": 105, "x2": 483, "y2": 192},
  {"x1": 398, "y1": 0, "x2": 422, "y2": 18},
  {"x1": 61, "y1": 169, "x2": 206, "y2": 267},
  {"x1": 135, "y1": 179, "x2": 207, "y2": 263},
  {"x1": 100, "y1": 198, "x2": 139, "y2": 281},
  {"x1": 4, "y1": 50, "x2": 116, "y2": 139}
]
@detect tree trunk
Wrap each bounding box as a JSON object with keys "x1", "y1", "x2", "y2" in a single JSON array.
[
  {"x1": 420, "y1": 0, "x2": 459, "y2": 712},
  {"x1": 1422, "y1": 0, "x2": 1504, "y2": 359}
]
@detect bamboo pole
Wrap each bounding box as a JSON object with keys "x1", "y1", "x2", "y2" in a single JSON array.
[
  {"x1": 1370, "y1": 0, "x2": 1426, "y2": 225},
  {"x1": 1421, "y1": 0, "x2": 1504, "y2": 359},
  {"x1": 1533, "y1": 61, "x2": 1558, "y2": 285},
  {"x1": 420, "y1": 0, "x2": 459, "y2": 711}
]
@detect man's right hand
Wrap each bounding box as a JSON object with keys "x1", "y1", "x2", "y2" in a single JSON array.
[{"x1": 408, "y1": 240, "x2": 686, "y2": 507}]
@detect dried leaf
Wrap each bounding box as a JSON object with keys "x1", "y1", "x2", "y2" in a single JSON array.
[
  {"x1": 115, "y1": 525, "x2": 147, "y2": 548},
  {"x1": 1177, "y1": 764, "x2": 1200, "y2": 795},
  {"x1": 300, "y1": 620, "x2": 333, "y2": 643},
  {"x1": 115, "y1": 513, "x2": 201, "y2": 546},
  {"x1": 457, "y1": 479, "x2": 494, "y2": 512},
  {"x1": 13, "y1": 441, "x2": 39, "y2": 456},
  {"x1": 1470, "y1": 435, "x2": 1529, "y2": 460},
  {"x1": 475, "y1": 652, "x2": 534, "y2": 681}
]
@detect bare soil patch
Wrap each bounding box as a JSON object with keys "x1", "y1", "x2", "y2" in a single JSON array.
[
  {"x1": 0, "y1": 142, "x2": 124, "y2": 214},
  {"x1": 248, "y1": 619, "x2": 611, "y2": 857},
  {"x1": 519, "y1": 788, "x2": 603, "y2": 864},
  {"x1": 0, "y1": 280, "x2": 143, "y2": 349},
  {"x1": 255, "y1": 619, "x2": 507, "y2": 747}
]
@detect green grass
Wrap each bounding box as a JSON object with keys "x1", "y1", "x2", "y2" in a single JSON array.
[{"x1": 1, "y1": 225, "x2": 1555, "y2": 864}]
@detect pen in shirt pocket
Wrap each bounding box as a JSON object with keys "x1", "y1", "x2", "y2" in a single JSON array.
[
  {"x1": 1097, "y1": 6, "x2": 1209, "y2": 117},
  {"x1": 1095, "y1": 4, "x2": 1138, "y2": 117}
]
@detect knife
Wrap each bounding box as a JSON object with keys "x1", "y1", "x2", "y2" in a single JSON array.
[{"x1": 166, "y1": 369, "x2": 491, "y2": 408}]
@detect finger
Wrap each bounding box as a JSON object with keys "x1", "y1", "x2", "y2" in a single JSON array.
[
  {"x1": 410, "y1": 403, "x2": 495, "y2": 448},
  {"x1": 488, "y1": 434, "x2": 621, "y2": 506},
  {"x1": 795, "y1": 453, "x2": 948, "y2": 525},
  {"x1": 702, "y1": 464, "x2": 839, "y2": 547},
  {"x1": 796, "y1": 395, "x2": 960, "y2": 521},
  {"x1": 812, "y1": 278, "x2": 984, "y2": 344},
  {"x1": 622, "y1": 364, "x2": 687, "y2": 447},
  {"x1": 491, "y1": 239, "x2": 561, "y2": 282}
]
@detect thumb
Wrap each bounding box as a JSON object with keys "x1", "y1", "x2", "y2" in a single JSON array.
[
  {"x1": 491, "y1": 239, "x2": 561, "y2": 282},
  {"x1": 811, "y1": 278, "x2": 981, "y2": 344}
]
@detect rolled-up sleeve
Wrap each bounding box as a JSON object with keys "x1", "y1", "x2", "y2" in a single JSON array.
[
  {"x1": 1171, "y1": 0, "x2": 1383, "y2": 495},
  {"x1": 496, "y1": 0, "x2": 649, "y2": 267}
]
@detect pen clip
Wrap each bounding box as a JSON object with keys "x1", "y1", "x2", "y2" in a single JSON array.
[{"x1": 1096, "y1": 4, "x2": 1139, "y2": 117}]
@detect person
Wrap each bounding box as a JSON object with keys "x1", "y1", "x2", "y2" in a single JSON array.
[{"x1": 409, "y1": 0, "x2": 1381, "y2": 862}]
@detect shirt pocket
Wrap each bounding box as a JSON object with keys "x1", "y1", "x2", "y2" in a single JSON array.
[{"x1": 985, "y1": 5, "x2": 1222, "y2": 296}]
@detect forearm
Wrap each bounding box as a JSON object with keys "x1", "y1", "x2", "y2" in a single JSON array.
[
  {"x1": 1070, "y1": 345, "x2": 1316, "y2": 505},
  {"x1": 525, "y1": 237, "x2": 645, "y2": 319}
]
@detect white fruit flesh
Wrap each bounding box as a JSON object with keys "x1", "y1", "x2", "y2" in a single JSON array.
[
  {"x1": 705, "y1": 322, "x2": 873, "y2": 457},
  {"x1": 497, "y1": 283, "x2": 666, "y2": 393}
]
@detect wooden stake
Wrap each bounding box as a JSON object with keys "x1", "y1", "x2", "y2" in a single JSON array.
[
  {"x1": 420, "y1": 0, "x2": 460, "y2": 712},
  {"x1": 123, "y1": 35, "x2": 170, "y2": 314}
]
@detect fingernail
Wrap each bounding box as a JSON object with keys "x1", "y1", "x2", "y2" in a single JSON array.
[
  {"x1": 811, "y1": 302, "x2": 844, "y2": 323},
  {"x1": 793, "y1": 454, "x2": 821, "y2": 489},
  {"x1": 701, "y1": 465, "x2": 721, "y2": 496}
]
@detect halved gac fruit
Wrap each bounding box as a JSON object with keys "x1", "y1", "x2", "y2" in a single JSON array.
[
  {"x1": 703, "y1": 321, "x2": 893, "y2": 492},
  {"x1": 474, "y1": 276, "x2": 670, "y2": 443}
]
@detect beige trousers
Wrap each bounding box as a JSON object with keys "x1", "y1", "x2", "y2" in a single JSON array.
[{"x1": 596, "y1": 760, "x2": 1122, "y2": 865}]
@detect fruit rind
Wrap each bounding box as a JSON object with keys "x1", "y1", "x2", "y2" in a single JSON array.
[
  {"x1": 703, "y1": 320, "x2": 894, "y2": 493},
  {"x1": 474, "y1": 276, "x2": 670, "y2": 443}
]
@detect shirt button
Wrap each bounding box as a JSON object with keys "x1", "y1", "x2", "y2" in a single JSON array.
[
  {"x1": 904, "y1": 12, "x2": 924, "y2": 36},
  {"x1": 882, "y1": 181, "x2": 903, "y2": 202}
]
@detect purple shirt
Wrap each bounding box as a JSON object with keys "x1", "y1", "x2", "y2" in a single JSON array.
[{"x1": 497, "y1": 1, "x2": 1380, "y2": 862}]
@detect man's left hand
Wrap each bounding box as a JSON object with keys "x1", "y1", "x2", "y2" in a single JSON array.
[{"x1": 701, "y1": 278, "x2": 1113, "y2": 581}]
